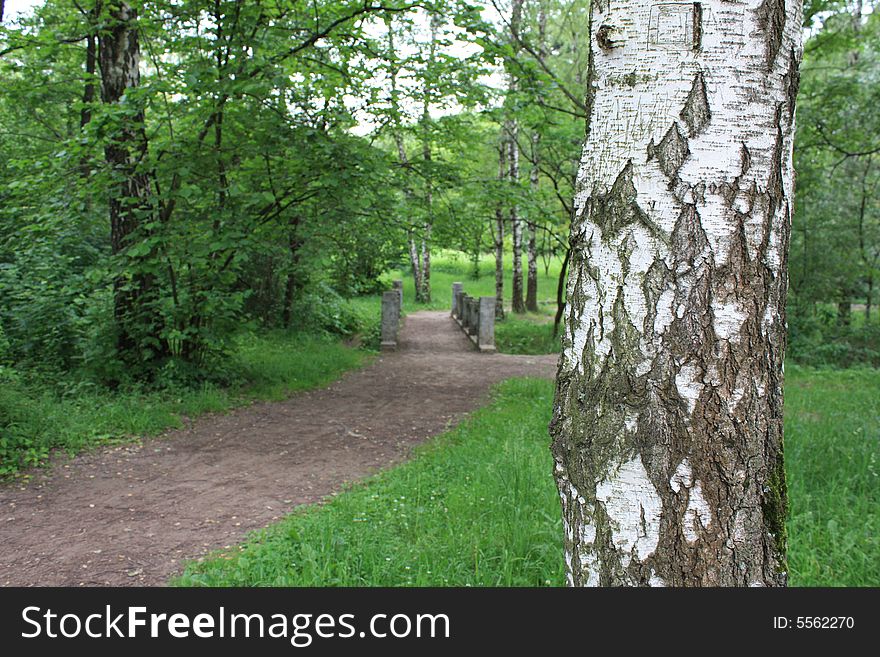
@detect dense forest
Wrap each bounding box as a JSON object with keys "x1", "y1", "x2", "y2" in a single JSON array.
[{"x1": 0, "y1": 1, "x2": 874, "y2": 452}]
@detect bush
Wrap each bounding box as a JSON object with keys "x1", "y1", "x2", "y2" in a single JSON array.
[{"x1": 788, "y1": 311, "x2": 880, "y2": 368}]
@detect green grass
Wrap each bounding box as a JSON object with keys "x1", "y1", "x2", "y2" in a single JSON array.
[
  {"x1": 495, "y1": 313, "x2": 561, "y2": 355},
  {"x1": 785, "y1": 365, "x2": 880, "y2": 586},
  {"x1": 176, "y1": 367, "x2": 879, "y2": 588},
  {"x1": 0, "y1": 332, "x2": 367, "y2": 477}
]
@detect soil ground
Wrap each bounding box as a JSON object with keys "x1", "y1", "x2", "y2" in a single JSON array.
[{"x1": 0, "y1": 311, "x2": 557, "y2": 586}]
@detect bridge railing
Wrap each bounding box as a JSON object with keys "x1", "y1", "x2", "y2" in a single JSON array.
[{"x1": 451, "y1": 282, "x2": 495, "y2": 353}]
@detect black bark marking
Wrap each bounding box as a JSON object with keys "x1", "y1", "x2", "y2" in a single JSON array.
[
  {"x1": 740, "y1": 143, "x2": 752, "y2": 175},
  {"x1": 783, "y1": 48, "x2": 801, "y2": 127},
  {"x1": 756, "y1": 0, "x2": 786, "y2": 70},
  {"x1": 596, "y1": 25, "x2": 619, "y2": 50},
  {"x1": 671, "y1": 205, "x2": 710, "y2": 272},
  {"x1": 590, "y1": 161, "x2": 660, "y2": 241},
  {"x1": 649, "y1": 122, "x2": 690, "y2": 184},
  {"x1": 692, "y1": 3, "x2": 703, "y2": 52},
  {"x1": 680, "y1": 72, "x2": 711, "y2": 137}
]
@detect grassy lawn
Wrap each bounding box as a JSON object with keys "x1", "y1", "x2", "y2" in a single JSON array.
[
  {"x1": 176, "y1": 366, "x2": 879, "y2": 587},
  {"x1": 784, "y1": 365, "x2": 880, "y2": 586},
  {"x1": 0, "y1": 332, "x2": 368, "y2": 477}
]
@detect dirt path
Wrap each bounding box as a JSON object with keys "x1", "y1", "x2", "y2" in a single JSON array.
[{"x1": 0, "y1": 311, "x2": 557, "y2": 586}]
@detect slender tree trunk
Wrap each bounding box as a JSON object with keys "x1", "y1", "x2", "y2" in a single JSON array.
[
  {"x1": 421, "y1": 223, "x2": 432, "y2": 303},
  {"x1": 81, "y1": 32, "x2": 97, "y2": 130},
  {"x1": 415, "y1": 14, "x2": 440, "y2": 305},
  {"x1": 420, "y1": 122, "x2": 432, "y2": 303},
  {"x1": 837, "y1": 296, "x2": 852, "y2": 327},
  {"x1": 408, "y1": 233, "x2": 423, "y2": 300},
  {"x1": 508, "y1": 0, "x2": 525, "y2": 314},
  {"x1": 79, "y1": 8, "x2": 98, "y2": 178},
  {"x1": 494, "y1": 137, "x2": 507, "y2": 319},
  {"x1": 282, "y1": 216, "x2": 303, "y2": 328},
  {"x1": 856, "y1": 158, "x2": 871, "y2": 325},
  {"x1": 867, "y1": 274, "x2": 873, "y2": 323},
  {"x1": 526, "y1": 3, "x2": 546, "y2": 313},
  {"x1": 509, "y1": 121, "x2": 525, "y2": 313},
  {"x1": 552, "y1": 0, "x2": 802, "y2": 586},
  {"x1": 526, "y1": 130, "x2": 540, "y2": 312},
  {"x1": 99, "y1": 1, "x2": 167, "y2": 363}
]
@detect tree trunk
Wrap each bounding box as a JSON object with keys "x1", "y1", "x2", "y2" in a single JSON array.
[
  {"x1": 420, "y1": 223, "x2": 432, "y2": 303},
  {"x1": 526, "y1": 3, "x2": 546, "y2": 313},
  {"x1": 81, "y1": 32, "x2": 97, "y2": 130},
  {"x1": 509, "y1": 121, "x2": 525, "y2": 313},
  {"x1": 551, "y1": 0, "x2": 802, "y2": 586},
  {"x1": 99, "y1": 1, "x2": 167, "y2": 363},
  {"x1": 282, "y1": 216, "x2": 303, "y2": 329},
  {"x1": 837, "y1": 297, "x2": 852, "y2": 327},
  {"x1": 415, "y1": 14, "x2": 439, "y2": 305},
  {"x1": 494, "y1": 136, "x2": 507, "y2": 320},
  {"x1": 79, "y1": 7, "x2": 98, "y2": 177},
  {"x1": 526, "y1": 130, "x2": 540, "y2": 312},
  {"x1": 508, "y1": 0, "x2": 525, "y2": 314},
  {"x1": 866, "y1": 274, "x2": 873, "y2": 323},
  {"x1": 408, "y1": 233, "x2": 423, "y2": 301}
]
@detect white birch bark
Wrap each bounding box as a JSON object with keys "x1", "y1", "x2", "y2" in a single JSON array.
[
  {"x1": 551, "y1": 0, "x2": 803, "y2": 586},
  {"x1": 508, "y1": 0, "x2": 526, "y2": 314},
  {"x1": 527, "y1": 129, "x2": 540, "y2": 312},
  {"x1": 509, "y1": 119, "x2": 525, "y2": 313},
  {"x1": 526, "y1": 0, "x2": 547, "y2": 313},
  {"x1": 495, "y1": 136, "x2": 508, "y2": 319}
]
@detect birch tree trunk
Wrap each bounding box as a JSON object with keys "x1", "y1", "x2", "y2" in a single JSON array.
[
  {"x1": 408, "y1": 233, "x2": 423, "y2": 300},
  {"x1": 509, "y1": 121, "x2": 526, "y2": 313},
  {"x1": 526, "y1": 129, "x2": 540, "y2": 312},
  {"x1": 508, "y1": 0, "x2": 526, "y2": 314},
  {"x1": 551, "y1": 0, "x2": 802, "y2": 586},
  {"x1": 495, "y1": 136, "x2": 508, "y2": 319},
  {"x1": 416, "y1": 13, "x2": 440, "y2": 305},
  {"x1": 526, "y1": 1, "x2": 547, "y2": 313}
]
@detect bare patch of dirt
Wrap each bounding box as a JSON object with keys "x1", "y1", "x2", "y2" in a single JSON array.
[{"x1": 0, "y1": 311, "x2": 557, "y2": 586}]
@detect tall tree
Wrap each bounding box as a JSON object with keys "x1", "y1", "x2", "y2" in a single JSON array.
[
  {"x1": 98, "y1": 0, "x2": 168, "y2": 363},
  {"x1": 551, "y1": 0, "x2": 803, "y2": 585},
  {"x1": 525, "y1": 0, "x2": 546, "y2": 313},
  {"x1": 494, "y1": 136, "x2": 507, "y2": 319},
  {"x1": 506, "y1": 0, "x2": 526, "y2": 314}
]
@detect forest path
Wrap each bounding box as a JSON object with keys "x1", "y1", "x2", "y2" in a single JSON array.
[{"x1": 0, "y1": 311, "x2": 558, "y2": 586}]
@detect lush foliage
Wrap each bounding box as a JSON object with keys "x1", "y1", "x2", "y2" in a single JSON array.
[
  {"x1": 789, "y1": 4, "x2": 880, "y2": 365},
  {"x1": 0, "y1": 330, "x2": 368, "y2": 476},
  {"x1": 176, "y1": 369, "x2": 880, "y2": 587}
]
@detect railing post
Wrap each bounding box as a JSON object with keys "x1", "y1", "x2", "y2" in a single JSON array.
[
  {"x1": 478, "y1": 296, "x2": 496, "y2": 352},
  {"x1": 451, "y1": 282, "x2": 463, "y2": 318},
  {"x1": 381, "y1": 290, "x2": 399, "y2": 351},
  {"x1": 467, "y1": 298, "x2": 478, "y2": 336},
  {"x1": 392, "y1": 279, "x2": 403, "y2": 316}
]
